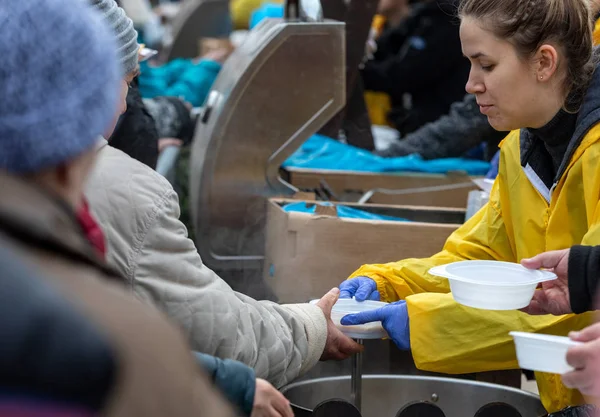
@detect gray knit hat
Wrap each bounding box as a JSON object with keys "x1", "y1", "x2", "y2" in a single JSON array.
[
  {"x1": 0, "y1": 0, "x2": 120, "y2": 173},
  {"x1": 89, "y1": 0, "x2": 140, "y2": 75}
]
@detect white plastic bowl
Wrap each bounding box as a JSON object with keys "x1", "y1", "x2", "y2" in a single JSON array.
[
  {"x1": 510, "y1": 331, "x2": 582, "y2": 374},
  {"x1": 429, "y1": 260, "x2": 556, "y2": 310},
  {"x1": 310, "y1": 298, "x2": 388, "y2": 339}
]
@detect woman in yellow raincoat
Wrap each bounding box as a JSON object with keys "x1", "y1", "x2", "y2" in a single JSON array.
[{"x1": 338, "y1": 0, "x2": 600, "y2": 412}]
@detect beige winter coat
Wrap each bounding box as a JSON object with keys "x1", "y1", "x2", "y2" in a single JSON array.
[{"x1": 86, "y1": 141, "x2": 327, "y2": 387}]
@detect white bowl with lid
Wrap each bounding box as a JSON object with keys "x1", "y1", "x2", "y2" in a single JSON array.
[
  {"x1": 429, "y1": 260, "x2": 557, "y2": 310},
  {"x1": 510, "y1": 331, "x2": 581, "y2": 374},
  {"x1": 310, "y1": 298, "x2": 388, "y2": 339}
]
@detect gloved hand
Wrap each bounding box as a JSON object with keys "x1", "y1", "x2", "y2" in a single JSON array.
[
  {"x1": 340, "y1": 301, "x2": 410, "y2": 350},
  {"x1": 339, "y1": 277, "x2": 379, "y2": 301}
]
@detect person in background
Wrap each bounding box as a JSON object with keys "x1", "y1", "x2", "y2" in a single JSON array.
[
  {"x1": 362, "y1": 0, "x2": 469, "y2": 136},
  {"x1": 91, "y1": 0, "x2": 160, "y2": 169},
  {"x1": 85, "y1": 0, "x2": 361, "y2": 394},
  {"x1": 232, "y1": 0, "x2": 282, "y2": 29},
  {"x1": 338, "y1": 0, "x2": 600, "y2": 412},
  {"x1": 377, "y1": 0, "x2": 600, "y2": 161},
  {"x1": 364, "y1": 0, "x2": 410, "y2": 127},
  {"x1": 85, "y1": 2, "x2": 296, "y2": 416},
  {"x1": 0, "y1": 0, "x2": 232, "y2": 416},
  {"x1": 374, "y1": 93, "x2": 506, "y2": 161}
]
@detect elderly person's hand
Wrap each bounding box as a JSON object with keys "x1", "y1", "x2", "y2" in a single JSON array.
[
  {"x1": 521, "y1": 249, "x2": 571, "y2": 315},
  {"x1": 562, "y1": 324, "x2": 600, "y2": 397},
  {"x1": 251, "y1": 379, "x2": 293, "y2": 417},
  {"x1": 316, "y1": 288, "x2": 364, "y2": 360}
]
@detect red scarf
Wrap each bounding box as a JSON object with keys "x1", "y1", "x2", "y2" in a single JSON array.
[{"x1": 76, "y1": 199, "x2": 106, "y2": 260}]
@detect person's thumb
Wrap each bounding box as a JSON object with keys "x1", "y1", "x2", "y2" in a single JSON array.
[
  {"x1": 570, "y1": 323, "x2": 600, "y2": 342},
  {"x1": 521, "y1": 250, "x2": 564, "y2": 270},
  {"x1": 316, "y1": 288, "x2": 340, "y2": 316}
]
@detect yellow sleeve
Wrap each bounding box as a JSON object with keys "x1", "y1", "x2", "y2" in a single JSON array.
[
  {"x1": 350, "y1": 179, "x2": 515, "y2": 302},
  {"x1": 407, "y1": 293, "x2": 594, "y2": 373},
  {"x1": 406, "y1": 292, "x2": 593, "y2": 413}
]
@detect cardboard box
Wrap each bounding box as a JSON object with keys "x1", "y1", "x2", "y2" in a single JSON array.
[
  {"x1": 264, "y1": 198, "x2": 465, "y2": 303},
  {"x1": 283, "y1": 168, "x2": 480, "y2": 208}
]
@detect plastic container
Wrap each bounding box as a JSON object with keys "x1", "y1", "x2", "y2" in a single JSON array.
[
  {"x1": 510, "y1": 331, "x2": 582, "y2": 374},
  {"x1": 429, "y1": 260, "x2": 556, "y2": 310},
  {"x1": 310, "y1": 298, "x2": 388, "y2": 339}
]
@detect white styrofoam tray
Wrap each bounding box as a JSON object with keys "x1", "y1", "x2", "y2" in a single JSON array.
[
  {"x1": 510, "y1": 331, "x2": 581, "y2": 374},
  {"x1": 310, "y1": 298, "x2": 388, "y2": 339},
  {"x1": 429, "y1": 260, "x2": 556, "y2": 310}
]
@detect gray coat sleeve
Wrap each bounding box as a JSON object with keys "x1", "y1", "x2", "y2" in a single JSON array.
[
  {"x1": 86, "y1": 146, "x2": 328, "y2": 389},
  {"x1": 376, "y1": 94, "x2": 504, "y2": 160}
]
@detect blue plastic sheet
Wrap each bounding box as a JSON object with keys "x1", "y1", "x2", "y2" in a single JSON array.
[
  {"x1": 283, "y1": 202, "x2": 408, "y2": 222},
  {"x1": 249, "y1": 4, "x2": 284, "y2": 29},
  {"x1": 283, "y1": 135, "x2": 491, "y2": 176}
]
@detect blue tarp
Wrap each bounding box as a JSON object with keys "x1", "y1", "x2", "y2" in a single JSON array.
[
  {"x1": 283, "y1": 135, "x2": 491, "y2": 176},
  {"x1": 282, "y1": 202, "x2": 408, "y2": 222},
  {"x1": 249, "y1": 4, "x2": 284, "y2": 29}
]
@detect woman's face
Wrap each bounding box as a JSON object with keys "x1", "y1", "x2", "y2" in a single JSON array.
[
  {"x1": 103, "y1": 67, "x2": 139, "y2": 139},
  {"x1": 460, "y1": 17, "x2": 560, "y2": 131}
]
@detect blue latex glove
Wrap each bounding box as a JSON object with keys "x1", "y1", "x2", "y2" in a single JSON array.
[
  {"x1": 339, "y1": 277, "x2": 380, "y2": 301},
  {"x1": 340, "y1": 301, "x2": 410, "y2": 350}
]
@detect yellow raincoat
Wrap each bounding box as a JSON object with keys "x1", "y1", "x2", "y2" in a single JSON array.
[
  {"x1": 350, "y1": 120, "x2": 600, "y2": 411},
  {"x1": 231, "y1": 0, "x2": 282, "y2": 29}
]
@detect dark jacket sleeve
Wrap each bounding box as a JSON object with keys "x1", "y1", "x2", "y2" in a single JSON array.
[
  {"x1": 0, "y1": 244, "x2": 116, "y2": 411},
  {"x1": 568, "y1": 245, "x2": 600, "y2": 314},
  {"x1": 194, "y1": 352, "x2": 256, "y2": 416},
  {"x1": 109, "y1": 79, "x2": 159, "y2": 169},
  {"x1": 361, "y1": 12, "x2": 464, "y2": 96},
  {"x1": 375, "y1": 94, "x2": 506, "y2": 159}
]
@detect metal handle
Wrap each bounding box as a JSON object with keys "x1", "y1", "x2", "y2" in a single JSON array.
[{"x1": 351, "y1": 338, "x2": 364, "y2": 412}]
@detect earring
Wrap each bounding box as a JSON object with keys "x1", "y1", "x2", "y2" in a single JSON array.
[{"x1": 539, "y1": 75, "x2": 543, "y2": 80}]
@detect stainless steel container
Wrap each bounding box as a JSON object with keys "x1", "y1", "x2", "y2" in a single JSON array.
[{"x1": 281, "y1": 375, "x2": 546, "y2": 417}]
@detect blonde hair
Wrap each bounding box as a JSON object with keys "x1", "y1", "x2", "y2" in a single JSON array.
[{"x1": 458, "y1": 0, "x2": 595, "y2": 111}]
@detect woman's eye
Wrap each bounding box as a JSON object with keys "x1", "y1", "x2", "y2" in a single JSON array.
[{"x1": 481, "y1": 64, "x2": 494, "y2": 71}]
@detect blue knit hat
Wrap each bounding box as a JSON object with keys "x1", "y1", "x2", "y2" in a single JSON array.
[{"x1": 0, "y1": 0, "x2": 121, "y2": 173}]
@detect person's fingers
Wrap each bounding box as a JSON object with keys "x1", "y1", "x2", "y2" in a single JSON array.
[
  {"x1": 339, "y1": 289, "x2": 354, "y2": 299},
  {"x1": 338, "y1": 280, "x2": 358, "y2": 299},
  {"x1": 355, "y1": 280, "x2": 376, "y2": 302},
  {"x1": 561, "y1": 368, "x2": 597, "y2": 395},
  {"x1": 561, "y1": 369, "x2": 580, "y2": 389},
  {"x1": 520, "y1": 299, "x2": 546, "y2": 315},
  {"x1": 369, "y1": 290, "x2": 381, "y2": 301},
  {"x1": 316, "y1": 288, "x2": 340, "y2": 316},
  {"x1": 521, "y1": 250, "x2": 565, "y2": 270},
  {"x1": 340, "y1": 308, "x2": 384, "y2": 326},
  {"x1": 337, "y1": 334, "x2": 364, "y2": 356},
  {"x1": 565, "y1": 344, "x2": 589, "y2": 369},
  {"x1": 265, "y1": 405, "x2": 281, "y2": 417},
  {"x1": 570, "y1": 323, "x2": 600, "y2": 342},
  {"x1": 272, "y1": 391, "x2": 293, "y2": 417},
  {"x1": 158, "y1": 138, "x2": 183, "y2": 152}
]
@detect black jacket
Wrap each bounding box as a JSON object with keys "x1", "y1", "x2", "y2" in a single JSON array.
[
  {"x1": 0, "y1": 243, "x2": 115, "y2": 411},
  {"x1": 568, "y1": 246, "x2": 600, "y2": 313},
  {"x1": 362, "y1": 0, "x2": 469, "y2": 135},
  {"x1": 110, "y1": 79, "x2": 159, "y2": 169},
  {"x1": 376, "y1": 94, "x2": 506, "y2": 160}
]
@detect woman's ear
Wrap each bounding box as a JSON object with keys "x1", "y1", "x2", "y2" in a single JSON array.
[{"x1": 536, "y1": 44, "x2": 559, "y2": 82}]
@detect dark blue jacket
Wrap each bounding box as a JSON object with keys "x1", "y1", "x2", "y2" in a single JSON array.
[{"x1": 194, "y1": 352, "x2": 256, "y2": 416}]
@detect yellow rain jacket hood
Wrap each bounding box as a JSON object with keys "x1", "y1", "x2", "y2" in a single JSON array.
[{"x1": 350, "y1": 57, "x2": 600, "y2": 412}]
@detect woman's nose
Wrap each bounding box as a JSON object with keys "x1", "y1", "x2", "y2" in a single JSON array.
[{"x1": 465, "y1": 72, "x2": 484, "y2": 95}]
